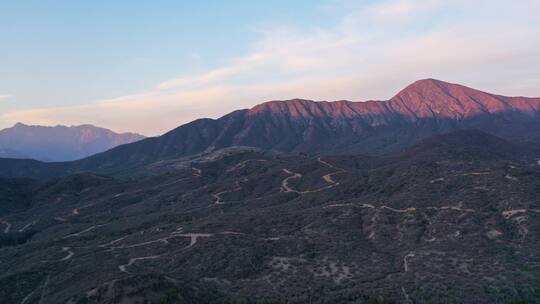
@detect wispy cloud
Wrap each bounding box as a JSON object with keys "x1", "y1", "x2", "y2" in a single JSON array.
[
  {"x1": 2, "y1": 0, "x2": 540, "y2": 135},
  {"x1": 0, "y1": 95, "x2": 11, "y2": 102}
]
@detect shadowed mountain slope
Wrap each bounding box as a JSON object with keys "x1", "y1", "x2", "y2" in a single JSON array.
[{"x1": 0, "y1": 130, "x2": 539, "y2": 303}]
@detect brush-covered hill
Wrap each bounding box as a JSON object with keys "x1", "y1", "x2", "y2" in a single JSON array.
[{"x1": 0, "y1": 130, "x2": 539, "y2": 303}]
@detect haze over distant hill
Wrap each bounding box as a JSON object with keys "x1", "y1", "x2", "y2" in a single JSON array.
[
  {"x1": 0, "y1": 123, "x2": 145, "y2": 161},
  {"x1": 0, "y1": 148, "x2": 28, "y2": 159}
]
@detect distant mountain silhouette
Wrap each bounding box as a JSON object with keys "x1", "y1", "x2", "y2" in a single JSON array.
[{"x1": 0, "y1": 123, "x2": 145, "y2": 161}]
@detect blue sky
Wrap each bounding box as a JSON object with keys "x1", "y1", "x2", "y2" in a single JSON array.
[
  {"x1": 1, "y1": 0, "x2": 539, "y2": 135},
  {"x1": 0, "y1": 1, "x2": 333, "y2": 107}
]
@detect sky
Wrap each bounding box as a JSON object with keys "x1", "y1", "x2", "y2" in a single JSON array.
[{"x1": 1, "y1": 0, "x2": 539, "y2": 136}]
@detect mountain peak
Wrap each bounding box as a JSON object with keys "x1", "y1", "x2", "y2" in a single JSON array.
[
  {"x1": 244, "y1": 78, "x2": 540, "y2": 123},
  {"x1": 394, "y1": 78, "x2": 469, "y2": 98},
  {"x1": 406, "y1": 78, "x2": 451, "y2": 87},
  {"x1": 389, "y1": 79, "x2": 519, "y2": 119}
]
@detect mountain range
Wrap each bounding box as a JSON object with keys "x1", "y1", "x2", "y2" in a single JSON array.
[
  {"x1": 1, "y1": 78, "x2": 539, "y2": 178},
  {"x1": 0, "y1": 123, "x2": 145, "y2": 162},
  {"x1": 0, "y1": 79, "x2": 539, "y2": 303},
  {"x1": 77, "y1": 79, "x2": 540, "y2": 171}
]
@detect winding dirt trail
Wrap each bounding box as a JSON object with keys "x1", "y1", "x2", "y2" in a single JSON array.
[
  {"x1": 460, "y1": 171, "x2": 491, "y2": 176},
  {"x1": 502, "y1": 209, "x2": 527, "y2": 218},
  {"x1": 0, "y1": 218, "x2": 11, "y2": 234},
  {"x1": 403, "y1": 252, "x2": 415, "y2": 272},
  {"x1": 108, "y1": 230, "x2": 242, "y2": 274},
  {"x1": 18, "y1": 221, "x2": 36, "y2": 233},
  {"x1": 212, "y1": 181, "x2": 242, "y2": 205},
  {"x1": 63, "y1": 226, "x2": 97, "y2": 239},
  {"x1": 119, "y1": 255, "x2": 163, "y2": 273},
  {"x1": 98, "y1": 236, "x2": 128, "y2": 248},
  {"x1": 110, "y1": 238, "x2": 170, "y2": 249},
  {"x1": 324, "y1": 203, "x2": 375, "y2": 209},
  {"x1": 427, "y1": 202, "x2": 476, "y2": 213},
  {"x1": 116, "y1": 231, "x2": 216, "y2": 273},
  {"x1": 281, "y1": 169, "x2": 303, "y2": 193},
  {"x1": 63, "y1": 224, "x2": 106, "y2": 239},
  {"x1": 177, "y1": 233, "x2": 214, "y2": 247},
  {"x1": 104, "y1": 228, "x2": 218, "y2": 252},
  {"x1": 324, "y1": 203, "x2": 354, "y2": 209},
  {"x1": 281, "y1": 168, "x2": 342, "y2": 194},
  {"x1": 323, "y1": 201, "x2": 477, "y2": 217},
  {"x1": 317, "y1": 157, "x2": 346, "y2": 185},
  {"x1": 281, "y1": 158, "x2": 345, "y2": 194},
  {"x1": 60, "y1": 247, "x2": 74, "y2": 261},
  {"x1": 381, "y1": 206, "x2": 416, "y2": 213},
  {"x1": 191, "y1": 167, "x2": 202, "y2": 177},
  {"x1": 20, "y1": 288, "x2": 38, "y2": 304}
]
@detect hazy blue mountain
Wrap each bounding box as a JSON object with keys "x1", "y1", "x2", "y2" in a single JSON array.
[
  {"x1": 0, "y1": 123, "x2": 145, "y2": 161},
  {"x1": 0, "y1": 148, "x2": 28, "y2": 159}
]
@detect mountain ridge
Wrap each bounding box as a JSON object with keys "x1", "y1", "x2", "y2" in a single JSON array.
[
  {"x1": 87, "y1": 79, "x2": 538, "y2": 165},
  {"x1": 249, "y1": 79, "x2": 540, "y2": 120},
  {"x1": 1, "y1": 79, "x2": 539, "y2": 177},
  {"x1": 0, "y1": 123, "x2": 145, "y2": 162}
]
